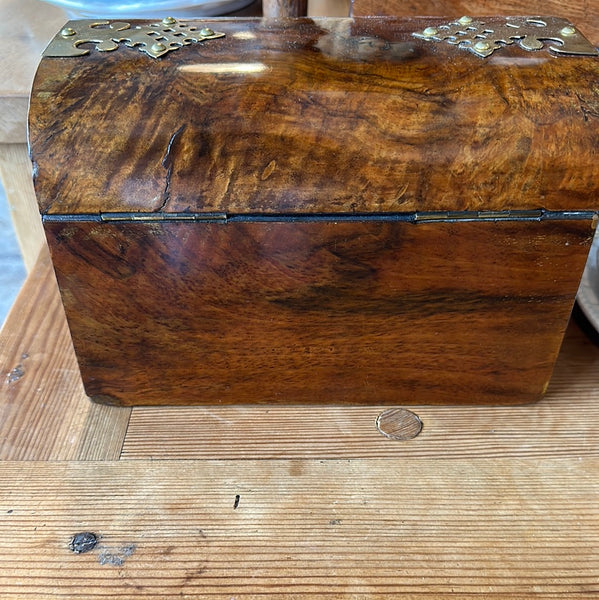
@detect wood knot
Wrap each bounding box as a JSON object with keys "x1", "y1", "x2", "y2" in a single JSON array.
[{"x1": 376, "y1": 408, "x2": 422, "y2": 440}]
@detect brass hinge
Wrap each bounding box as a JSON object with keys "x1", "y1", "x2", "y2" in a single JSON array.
[
  {"x1": 99, "y1": 212, "x2": 228, "y2": 222},
  {"x1": 42, "y1": 209, "x2": 596, "y2": 224},
  {"x1": 44, "y1": 17, "x2": 225, "y2": 59},
  {"x1": 413, "y1": 16, "x2": 599, "y2": 58},
  {"x1": 414, "y1": 210, "x2": 544, "y2": 223}
]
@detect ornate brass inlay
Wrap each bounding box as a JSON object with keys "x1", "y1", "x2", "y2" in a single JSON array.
[
  {"x1": 413, "y1": 16, "x2": 599, "y2": 58},
  {"x1": 44, "y1": 18, "x2": 225, "y2": 59}
]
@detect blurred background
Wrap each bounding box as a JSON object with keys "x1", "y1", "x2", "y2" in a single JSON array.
[{"x1": 0, "y1": 188, "x2": 25, "y2": 326}]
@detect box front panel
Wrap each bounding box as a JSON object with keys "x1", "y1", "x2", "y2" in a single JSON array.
[{"x1": 44, "y1": 218, "x2": 593, "y2": 405}]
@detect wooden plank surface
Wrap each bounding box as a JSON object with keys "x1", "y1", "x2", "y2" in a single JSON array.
[
  {"x1": 0, "y1": 459, "x2": 598, "y2": 598},
  {"x1": 0, "y1": 247, "x2": 131, "y2": 460},
  {"x1": 7, "y1": 3, "x2": 598, "y2": 593}
]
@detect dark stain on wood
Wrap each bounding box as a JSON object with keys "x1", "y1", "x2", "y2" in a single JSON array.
[{"x1": 69, "y1": 532, "x2": 99, "y2": 554}]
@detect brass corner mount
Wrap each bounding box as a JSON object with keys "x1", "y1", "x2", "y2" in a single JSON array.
[
  {"x1": 44, "y1": 17, "x2": 225, "y2": 59},
  {"x1": 413, "y1": 16, "x2": 598, "y2": 58}
]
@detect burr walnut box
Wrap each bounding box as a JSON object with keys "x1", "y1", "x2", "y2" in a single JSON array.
[{"x1": 28, "y1": 16, "x2": 599, "y2": 406}]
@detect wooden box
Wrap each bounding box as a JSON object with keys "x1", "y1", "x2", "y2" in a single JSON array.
[{"x1": 28, "y1": 16, "x2": 599, "y2": 406}]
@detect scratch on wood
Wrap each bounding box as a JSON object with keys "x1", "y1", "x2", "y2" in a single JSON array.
[
  {"x1": 260, "y1": 159, "x2": 276, "y2": 181},
  {"x1": 157, "y1": 124, "x2": 187, "y2": 212},
  {"x1": 395, "y1": 182, "x2": 409, "y2": 202}
]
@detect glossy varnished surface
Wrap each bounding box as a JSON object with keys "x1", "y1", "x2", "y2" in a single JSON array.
[
  {"x1": 29, "y1": 17, "x2": 599, "y2": 216},
  {"x1": 44, "y1": 218, "x2": 592, "y2": 405},
  {"x1": 29, "y1": 16, "x2": 599, "y2": 406},
  {"x1": 351, "y1": 2, "x2": 599, "y2": 45}
]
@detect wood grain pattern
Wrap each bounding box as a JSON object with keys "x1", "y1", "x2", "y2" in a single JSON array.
[
  {"x1": 0, "y1": 247, "x2": 131, "y2": 460},
  {"x1": 121, "y1": 322, "x2": 599, "y2": 459},
  {"x1": 0, "y1": 458, "x2": 598, "y2": 598},
  {"x1": 29, "y1": 17, "x2": 599, "y2": 216},
  {"x1": 44, "y1": 218, "x2": 592, "y2": 406},
  {"x1": 4, "y1": 248, "x2": 599, "y2": 460},
  {"x1": 350, "y1": 0, "x2": 599, "y2": 44},
  {"x1": 74, "y1": 402, "x2": 132, "y2": 461}
]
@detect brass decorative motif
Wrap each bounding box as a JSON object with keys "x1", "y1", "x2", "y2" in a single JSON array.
[
  {"x1": 413, "y1": 16, "x2": 599, "y2": 58},
  {"x1": 44, "y1": 18, "x2": 225, "y2": 58}
]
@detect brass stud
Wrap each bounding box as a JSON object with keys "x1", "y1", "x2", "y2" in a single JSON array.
[
  {"x1": 560, "y1": 25, "x2": 577, "y2": 36},
  {"x1": 422, "y1": 27, "x2": 438, "y2": 37},
  {"x1": 458, "y1": 16, "x2": 473, "y2": 25},
  {"x1": 162, "y1": 16, "x2": 177, "y2": 26},
  {"x1": 60, "y1": 27, "x2": 76, "y2": 37},
  {"x1": 200, "y1": 27, "x2": 215, "y2": 37},
  {"x1": 151, "y1": 42, "x2": 167, "y2": 53},
  {"x1": 474, "y1": 40, "x2": 491, "y2": 52}
]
